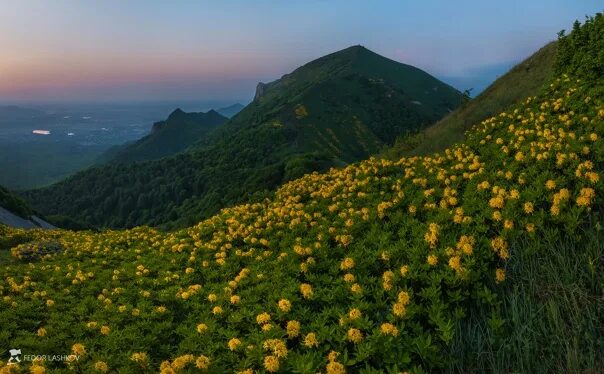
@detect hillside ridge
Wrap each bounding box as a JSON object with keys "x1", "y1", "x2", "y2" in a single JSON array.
[{"x1": 24, "y1": 46, "x2": 462, "y2": 229}]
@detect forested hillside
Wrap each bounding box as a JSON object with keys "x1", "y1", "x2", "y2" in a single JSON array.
[
  {"x1": 24, "y1": 46, "x2": 462, "y2": 229},
  {"x1": 1, "y1": 14, "x2": 603, "y2": 373},
  {"x1": 100, "y1": 109, "x2": 227, "y2": 163},
  {"x1": 0, "y1": 185, "x2": 33, "y2": 219}
]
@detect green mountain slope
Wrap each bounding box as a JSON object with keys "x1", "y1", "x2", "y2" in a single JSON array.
[
  {"x1": 216, "y1": 103, "x2": 245, "y2": 118},
  {"x1": 101, "y1": 109, "x2": 227, "y2": 163},
  {"x1": 219, "y1": 45, "x2": 462, "y2": 162},
  {"x1": 23, "y1": 46, "x2": 462, "y2": 229},
  {"x1": 2, "y1": 14, "x2": 604, "y2": 373},
  {"x1": 383, "y1": 41, "x2": 558, "y2": 158}
]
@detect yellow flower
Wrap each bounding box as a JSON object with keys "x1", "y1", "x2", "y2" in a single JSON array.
[
  {"x1": 278, "y1": 299, "x2": 291, "y2": 312},
  {"x1": 171, "y1": 355, "x2": 195, "y2": 370},
  {"x1": 130, "y1": 352, "x2": 148, "y2": 367},
  {"x1": 398, "y1": 291, "x2": 410, "y2": 305},
  {"x1": 263, "y1": 339, "x2": 288, "y2": 358},
  {"x1": 347, "y1": 328, "x2": 363, "y2": 343},
  {"x1": 524, "y1": 202, "x2": 534, "y2": 214},
  {"x1": 495, "y1": 268, "x2": 506, "y2": 283},
  {"x1": 46, "y1": 299, "x2": 54, "y2": 307},
  {"x1": 212, "y1": 306, "x2": 223, "y2": 315},
  {"x1": 228, "y1": 338, "x2": 241, "y2": 351},
  {"x1": 489, "y1": 196, "x2": 505, "y2": 209},
  {"x1": 400, "y1": 265, "x2": 409, "y2": 277},
  {"x1": 340, "y1": 257, "x2": 355, "y2": 270},
  {"x1": 504, "y1": 220, "x2": 514, "y2": 230},
  {"x1": 30, "y1": 365, "x2": 46, "y2": 374},
  {"x1": 196, "y1": 323, "x2": 208, "y2": 334},
  {"x1": 380, "y1": 323, "x2": 399, "y2": 336},
  {"x1": 100, "y1": 325, "x2": 110, "y2": 335},
  {"x1": 256, "y1": 312, "x2": 271, "y2": 325},
  {"x1": 424, "y1": 223, "x2": 440, "y2": 248},
  {"x1": 491, "y1": 237, "x2": 509, "y2": 260},
  {"x1": 37, "y1": 327, "x2": 47, "y2": 337},
  {"x1": 94, "y1": 361, "x2": 109, "y2": 372},
  {"x1": 326, "y1": 361, "x2": 346, "y2": 374},
  {"x1": 350, "y1": 283, "x2": 362, "y2": 294},
  {"x1": 448, "y1": 256, "x2": 462, "y2": 272},
  {"x1": 263, "y1": 355, "x2": 280, "y2": 372},
  {"x1": 343, "y1": 273, "x2": 356, "y2": 283},
  {"x1": 303, "y1": 332, "x2": 318, "y2": 347},
  {"x1": 72, "y1": 343, "x2": 86, "y2": 356},
  {"x1": 427, "y1": 254, "x2": 438, "y2": 266},
  {"x1": 262, "y1": 323, "x2": 274, "y2": 332},
  {"x1": 393, "y1": 302, "x2": 406, "y2": 317},
  {"x1": 545, "y1": 180, "x2": 557, "y2": 190},
  {"x1": 195, "y1": 355, "x2": 210, "y2": 370},
  {"x1": 286, "y1": 320, "x2": 300, "y2": 338},
  {"x1": 577, "y1": 187, "x2": 596, "y2": 207},
  {"x1": 230, "y1": 295, "x2": 241, "y2": 305},
  {"x1": 300, "y1": 283, "x2": 313, "y2": 299},
  {"x1": 348, "y1": 308, "x2": 362, "y2": 320}
]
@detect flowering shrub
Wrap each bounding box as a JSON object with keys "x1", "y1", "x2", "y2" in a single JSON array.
[
  {"x1": 1, "y1": 15, "x2": 603, "y2": 373},
  {"x1": 0, "y1": 73, "x2": 602, "y2": 373}
]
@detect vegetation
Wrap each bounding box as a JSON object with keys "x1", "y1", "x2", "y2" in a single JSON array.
[
  {"x1": 24, "y1": 46, "x2": 462, "y2": 230},
  {"x1": 100, "y1": 109, "x2": 227, "y2": 164},
  {"x1": 216, "y1": 104, "x2": 245, "y2": 119},
  {"x1": 1, "y1": 15, "x2": 603, "y2": 372},
  {"x1": 0, "y1": 141, "x2": 108, "y2": 190},
  {"x1": 0, "y1": 185, "x2": 33, "y2": 219},
  {"x1": 382, "y1": 41, "x2": 558, "y2": 158}
]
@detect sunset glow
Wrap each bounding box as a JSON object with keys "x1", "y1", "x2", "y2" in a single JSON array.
[{"x1": 1, "y1": 0, "x2": 601, "y2": 102}]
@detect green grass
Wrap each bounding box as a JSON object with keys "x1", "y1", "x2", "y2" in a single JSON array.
[
  {"x1": 383, "y1": 42, "x2": 558, "y2": 159},
  {"x1": 447, "y1": 218, "x2": 604, "y2": 373}
]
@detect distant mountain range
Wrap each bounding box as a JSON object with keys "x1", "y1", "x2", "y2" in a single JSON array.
[
  {"x1": 100, "y1": 109, "x2": 227, "y2": 163},
  {"x1": 216, "y1": 103, "x2": 245, "y2": 118},
  {"x1": 23, "y1": 45, "x2": 463, "y2": 229}
]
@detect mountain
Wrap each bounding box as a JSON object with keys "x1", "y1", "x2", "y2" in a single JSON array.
[
  {"x1": 23, "y1": 46, "x2": 462, "y2": 229},
  {"x1": 3, "y1": 14, "x2": 604, "y2": 373},
  {"x1": 217, "y1": 45, "x2": 462, "y2": 162},
  {"x1": 0, "y1": 185, "x2": 54, "y2": 229},
  {"x1": 100, "y1": 109, "x2": 227, "y2": 163},
  {"x1": 383, "y1": 41, "x2": 558, "y2": 158},
  {"x1": 216, "y1": 103, "x2": 245, "y2": 118}
]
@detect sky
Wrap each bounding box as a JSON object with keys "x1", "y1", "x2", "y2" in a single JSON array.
[{"x1": 0, "y1": 0, "x2": 602, "y2": 103}]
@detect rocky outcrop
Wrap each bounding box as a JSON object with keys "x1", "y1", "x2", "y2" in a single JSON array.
[
  {"x1": 254, "y1": 82, "x2": 267, "y2": 101},
  {"x1": 0, "y1": 206, "x2": 55, "y2": 229}
]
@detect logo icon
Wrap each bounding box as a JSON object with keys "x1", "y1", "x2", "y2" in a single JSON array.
[{"x1": 8, "y1": 349, "x2": 21, "y2": 365}]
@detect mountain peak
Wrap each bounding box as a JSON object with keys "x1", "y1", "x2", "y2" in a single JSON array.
[{"x1": 169, "y1": 108, "x2": 186, "y2": 118}]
